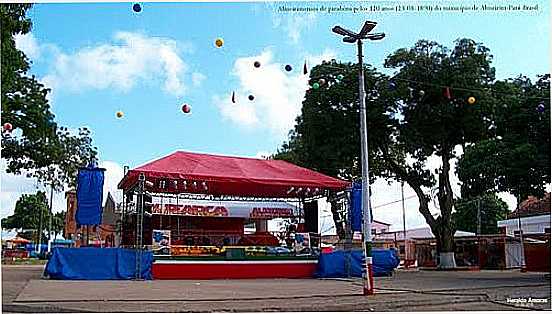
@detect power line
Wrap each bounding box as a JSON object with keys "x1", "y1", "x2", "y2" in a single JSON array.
[
  {"x1": 392, "y1": 77, "x2": 550, "y2": 101},
  {"x1": 372, "y1": 194, "x2": 418, "y2": 209}
]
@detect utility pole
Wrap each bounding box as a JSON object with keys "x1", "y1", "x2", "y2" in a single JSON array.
[
  {"x1": 401, "y1": 181, "x2": 407, "y2": 265},
  {"x1": 516, "y1": 192, "x2": 526, "y2": 271},
  {"x1": 477, "y1": 198, "x2": 481, "y2": 267},
  {"x1": 135, "y1": 173, "x2": 145, "y2": 280},
  {"x1": 48, "y1": 184, "x2": 54, "y2": 252},
  {"x1": 332, "y1": 21, "x2": 385, "y2": 296}
]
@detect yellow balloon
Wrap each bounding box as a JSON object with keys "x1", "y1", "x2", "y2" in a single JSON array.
[
  {"x1": 215, "y1": 38, "x2": 224, "y2": 48},
  {"x1": 468, "y1": 96, "x2": 476, "y2": 105},
  {"x1": 116, "y1": 111, "x2": 124, "y2": 118}
]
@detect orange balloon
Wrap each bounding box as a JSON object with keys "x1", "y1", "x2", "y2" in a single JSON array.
[{"x1": 468, "y1": 96, "x2": 476, "y2": 105}]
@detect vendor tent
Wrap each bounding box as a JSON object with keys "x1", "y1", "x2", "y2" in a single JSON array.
[{"x1": 118, "y1": 151, "x2": 349, "y2": 198}]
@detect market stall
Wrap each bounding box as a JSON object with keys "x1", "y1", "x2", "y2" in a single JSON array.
[{"x1": 117, "y1": 151, "x2": 349, "y2": 279}]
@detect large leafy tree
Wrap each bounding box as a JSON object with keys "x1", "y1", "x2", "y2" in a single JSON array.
[
  {"x1": 2, "y1": 4, "x2": 98, "y2": 243},
  {"x1": 457, "y1": 75, "x2": 550, "y2": 201},
  {"x1": 1, "y1": 4, "x2": 98, "y2": 191},
  {"x1": 274, "y1": 60, "x2": 395, "y2": 238},
  {"x1": 1, "y1": 4, "x2": 60, "y2": 172},
  {"x1": 452, "y1": 193, "x2": 509, "y2": 234},
  {"x1": 1, "y1": 192, "x2": 50, "y2": 243},
  {"x1": 276, "y1": 39, "x2": 497, "y2": 267}
]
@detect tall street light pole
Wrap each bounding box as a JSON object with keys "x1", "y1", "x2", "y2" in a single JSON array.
[{"x1": 332, "y1": 21, "x2": 385, "y2": 296}]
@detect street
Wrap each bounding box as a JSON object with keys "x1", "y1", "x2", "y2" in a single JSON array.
[{"x1": 2, "y1": 265, "x2": 550, "y2": 312}]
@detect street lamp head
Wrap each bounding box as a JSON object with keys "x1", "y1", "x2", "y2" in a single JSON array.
[
  {"x1": 343, "y1": 36, "x2": 357, "y2": 43},
  {"x1": 359, "y1": 21, "x2": 377, "y2": 37},
  {"x1": 366, "y1": 33, "x2": 386, "y2": 41},
  {"x1": 332, "y1": 26, "x2": 358, "y2": 38}
]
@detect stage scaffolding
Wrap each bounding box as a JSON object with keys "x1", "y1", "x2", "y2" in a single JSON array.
[{"x1": 119, "y1": 176, "x2": 330, "y2": 279}]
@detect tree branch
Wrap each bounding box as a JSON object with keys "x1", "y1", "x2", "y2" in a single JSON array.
[{"x1": 380, "y1": 148, "x2": 436, "y2": 228}]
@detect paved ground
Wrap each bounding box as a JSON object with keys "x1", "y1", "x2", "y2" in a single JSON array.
[{"x1": 2, "y1": 265, "x2": 550, "y2": 312}]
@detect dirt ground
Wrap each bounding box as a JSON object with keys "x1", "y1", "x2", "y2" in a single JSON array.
[{"x1": 2, "y1": 265, "x2": 550, "y2": 312}]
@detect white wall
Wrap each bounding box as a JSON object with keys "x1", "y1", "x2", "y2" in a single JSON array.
[{"x1": 497, "y1": 214, "x2": 550, "y2": 235}]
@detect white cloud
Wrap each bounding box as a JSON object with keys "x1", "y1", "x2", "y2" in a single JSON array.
[
  {"x1": 43, "y1": 31, "x2": 188, "y2": 97},
  {"x1": 1, "y1": 160, "x2": 125, "y2": 222},
  {"x1": 98, "y1": 161, "x2": 125, "y2": 205},
  {"x1": 191, "y1": 72, "x2": 206, "y2": 87},
  {"x1": 214, "y1": 49, "x2": 335, "y2": 140},
  {"x1": 285, "y1": 13, "x2": 317, "y2": 44},
  {"x1": 14, "y1": 33, "x2": 41, "y2": 60}
]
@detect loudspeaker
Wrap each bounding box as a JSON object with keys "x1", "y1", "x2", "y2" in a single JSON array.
[{"x1": 303, "y1": 200, "x2": 319, "y2": 233}]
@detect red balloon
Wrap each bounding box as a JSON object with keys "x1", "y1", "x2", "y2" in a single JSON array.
[
  {"x1": 3, "y1": 122, "x2": 12, "y2": 132},
  {"x1": 182, "y1": 104, "x2": 191, "y2": 114}
]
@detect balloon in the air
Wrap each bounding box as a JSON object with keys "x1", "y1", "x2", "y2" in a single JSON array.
[
  {"x1": 285, "y1": 64, "x2": 293, "y2": 72},
  {"x1": 248, "y1": 95, "x2": 255, "y2": 101},
  {"x1": 468, "y1": 96, "x2": 476, "y2": 105},
  {"x1": 537, "y1": 103, "x2": 545, "y2": 113},
  {"x1": 215, "y1": 38, "x2": 224, "y2": 48},
  {"x1": 3, "y1": 122, "x2": 13, "y2": 132},
  {"x1": 254, "y1": 61, "x2": 261, "y2": 68},
  {"x1": 182, "y1": 104, "x2": 191, "y2": 114},
  {"x1": 312, "y1": 82, "x2": 320, "y2": 90},
  {"x1": 132, "y1": 3, "x2": 142, "y2": 13},
  {"x1": 116, "y1": 111, "x2": 124, "y2": 118}
]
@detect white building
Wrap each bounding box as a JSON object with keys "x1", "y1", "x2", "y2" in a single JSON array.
[
  {"x1": 496, "y1": 193, "x2": 550, "y2": 268},
  {"x1": 497, "y1": 214, "x2": 551, "y2": 236}
]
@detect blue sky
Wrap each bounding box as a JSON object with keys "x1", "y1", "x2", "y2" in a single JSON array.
[{"x1": 2, "y1": 1, "x2": 550, "y2": 233}]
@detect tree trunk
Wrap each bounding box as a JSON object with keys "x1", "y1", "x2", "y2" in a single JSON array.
[
  {"x1": 435, "y1": 150, "x2": 457, "y2": 268},
  {"x1": 437, "y1": 226, "x2": 456, "y2": 268}
]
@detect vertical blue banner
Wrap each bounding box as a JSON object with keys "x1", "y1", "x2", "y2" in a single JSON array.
[
  {"x1": 350, "y1": 181, "x2": 363, "y2": 232},
  {"x1": 76, "y1": 167, "x2": 105, "y2": 225}
]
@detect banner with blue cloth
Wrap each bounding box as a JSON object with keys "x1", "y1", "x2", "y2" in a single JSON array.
[
  {"x1": 76, "y1": 166, "x2": 105, "y2": 225},
  {"x1": 45, "y1": 247, "x2": 153, "y2": 280},
  {"x1": 350, "y1": 181, "x2": 363, "y2": 232},
  {"x1": 315, "y1": 249, "x2": 400, "y2": 278}
]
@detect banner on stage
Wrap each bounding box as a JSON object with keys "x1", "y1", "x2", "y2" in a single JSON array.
[
  {"x1": 152, "y1": 230, "x2": 171, "y2": 255},
  {"x1": 294, "y1": 232, "x2": 311, "y2": 253},
  {"x1": 150, "y1": 198, "x2": 298, "y2": 219}
]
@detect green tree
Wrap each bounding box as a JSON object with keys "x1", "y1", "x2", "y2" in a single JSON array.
[
  {"x1": 1, "y1": 4, "x2": 98, "y2": 191},
  {"x1": 51, "y1": 211, "x2": 66, "y2": 240},
  {"x1": 276, "y1": 39, "x2": 496, "y2": 268},
  {"x1": 1, "y1": 192, "x2": 50, "y2": 243},
  {"x1": 452, "y1": 193, "x2": 509, "y2": 234},
  {"x1": 457, "y1": 75, "x2": 550, "y2": 201},
  {"x1": 1, "y1": 4, "x2": 60, "y2": 173}
]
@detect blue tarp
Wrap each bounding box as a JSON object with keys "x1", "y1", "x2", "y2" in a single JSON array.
[
  {"x1": 315, "y1": 249, "x2": 400, "y2": 278},
  {"x1": 76, "y1": 167, "x2": 105, "y2": 226},
  {"x1": 44, "y1": 248, "x2": 153, "y2": 280}
]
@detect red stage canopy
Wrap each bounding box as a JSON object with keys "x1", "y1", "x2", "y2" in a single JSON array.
[{"x1": 118, "y1": 151, "x2": 349, "y2": 198}]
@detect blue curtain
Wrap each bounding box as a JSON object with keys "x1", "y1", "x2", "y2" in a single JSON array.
[
  {"x1": 76, "y1": 167, "x2": 105, "y2": 225},
  {"x1": 45, "y1": 248, "x2": 153, "y2": 280}
]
